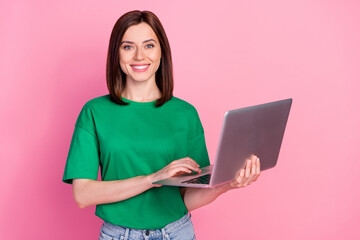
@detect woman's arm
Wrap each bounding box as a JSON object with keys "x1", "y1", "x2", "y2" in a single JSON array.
[
  {"x1": 179, "y1": 184, "x2": 232, "y2": 212},
  {"x1": 180, "y1": 155, "x2": 261, "y2": 212},
  {"x1": 72, "y1": 176, "x2": 153, "y2": 208},
  {"x1": 73, "y1": 157, "x2": 201, "y2": 208}
]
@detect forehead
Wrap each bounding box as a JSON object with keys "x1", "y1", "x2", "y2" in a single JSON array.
[{"x1": 121, "y1": 22, "x2": 159, "y2": 43}]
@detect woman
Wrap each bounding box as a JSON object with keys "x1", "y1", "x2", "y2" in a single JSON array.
[{"x1": 62, "y1": 10, "x2": 260, "y2": 240}]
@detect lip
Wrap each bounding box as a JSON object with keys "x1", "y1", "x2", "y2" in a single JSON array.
[{"x1": 130, "y1": 64, "x2": 150, "y2": 73}]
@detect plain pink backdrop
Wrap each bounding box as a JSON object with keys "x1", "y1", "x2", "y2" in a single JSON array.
[{"x1": 1, "y1": 0, "x2": 359, "y2": 239}]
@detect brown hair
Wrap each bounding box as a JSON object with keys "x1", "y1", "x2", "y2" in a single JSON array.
[{"x1": 106, "y1": 10, "x2": 174, "y2": 107}]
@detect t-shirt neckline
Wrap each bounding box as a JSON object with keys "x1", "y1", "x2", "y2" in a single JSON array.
[{"x1": 120, "y1": 96, "x2": 158, "y2": 107}]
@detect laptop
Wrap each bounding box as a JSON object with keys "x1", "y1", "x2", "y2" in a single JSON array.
[{"x1": 152, "y1": 98, "x2": 292, "y2": 188}]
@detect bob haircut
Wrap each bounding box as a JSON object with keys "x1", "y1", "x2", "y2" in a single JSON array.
[{"x1": 106, "y1": 10, "x2": 174, "y2": 107}]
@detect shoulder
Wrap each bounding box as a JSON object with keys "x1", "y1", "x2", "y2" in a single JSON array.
[
  {"x1": 172, "y1": 97, "x2": 204, "y2": 137},
  {"x1": 75, "y1": 94, "x2": 112, "y2": 124},
  {"x1": 78, "y1": 94, "x2": 118, "y2": 117},
  {"x1": 82, "y1": 94, "x2": 112, "y2": 109},
  {"x1": 170, "y1": 96, "x2": 199, "y2": 115}
]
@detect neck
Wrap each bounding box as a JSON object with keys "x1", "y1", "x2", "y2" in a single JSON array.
[{"x1": 122, "y1": 77, "x2": 161, "y2": 102}]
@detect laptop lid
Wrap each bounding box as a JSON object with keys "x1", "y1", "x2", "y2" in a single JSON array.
[
  {"x1": 209, "y1": 98, "x2": 292, "y2": 187},
  {"x1": 153, "y1": 98, "x2": 292, "y2": 188}
]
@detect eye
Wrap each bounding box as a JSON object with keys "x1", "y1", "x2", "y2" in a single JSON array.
[
  {"x1": 123, "y1": 45, "x2": 133, "y2": 50},
  {"x1": 145, "y1": 44, "x2": 154, "y2": 48}
]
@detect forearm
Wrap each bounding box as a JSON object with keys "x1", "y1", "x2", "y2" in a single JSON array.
[
  {"x1": 183, "y1": 156, "x2": 261, "y2": 211},
  {"x1": 73, "y1": 175, "x2": 154, "y2": 208},
  {"x1": 181, "y1": 183, "x2": 233, "y2": 212}
]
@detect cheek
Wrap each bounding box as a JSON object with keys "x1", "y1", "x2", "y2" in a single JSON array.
[
  {"x1": 151, "y1": 57, "x2": 161, "y2": 73},
  {"x1": 119, "y1": 58, "x2": 126, "y2": 71},
  {"x1": 119, "y1": 55, "x2": 131, "y2": 73},
  {"x1": 149, "y1": 49, "x2": 161, "y2": 61},
  {"x1": 119, "y1": 62, "x2": 127, "y2": 74}
]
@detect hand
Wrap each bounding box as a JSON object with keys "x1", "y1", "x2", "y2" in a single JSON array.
[
  {"x1": 149, "y1": 157, "x2": 201, "y2": 187},
  {"x1": 227, "y1": 155, "x2": 261, "y2": 189}
]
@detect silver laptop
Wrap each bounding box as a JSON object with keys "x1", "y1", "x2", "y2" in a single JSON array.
[{"x1": 153, "y1": 98, "x2": 292, "y2": 188}]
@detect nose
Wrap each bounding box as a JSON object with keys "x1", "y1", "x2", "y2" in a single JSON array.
[{"x1": 134, "y1": 47, "x2": 145, "y2": 61}]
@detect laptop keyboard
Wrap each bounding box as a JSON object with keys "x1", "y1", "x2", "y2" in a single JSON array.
[{"x1": 181, "y1": 174, "x2": 211, "y2": 184}]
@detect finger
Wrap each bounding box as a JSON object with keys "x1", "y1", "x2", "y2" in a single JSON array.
[
  {"x1": 183, "y1": 163, "x2": 201, "y2": 172},
  {"x1": 253, "y1": 157, "x2": 260, "y2": 180},
  {"x1": 184, "y1": 157, "x2": 200, "y2": 165},
  {"x1": 252, "y1": 172, "x2": 259, "y2": 182},
  {"x1": 175, "y1": 158, "x2": 200, "y2": 168},
  {"x1": 244, "y1": 159, "x2": 257, "y2": 185},
  {"x1": 173, "y1": 170, "x2": 190, "y2": 176},
  {"x1": 238, "y1": 160, "x2": 251, "y2": 187},
  {"x1": 154, "y1": 166, "x2": 192, "y2": 182},
  {"x1": 171, "y1": 161, "x2": 201, "y2": 172},
  {"x1": 168, "y1": 166, "x2": 192, "y2": 177},
  {"x1": 176, "y1": 164, "x2": 201, "y2": 174},
  {"x1": 238, "y1": 168, "x2": 245, "y2": 184},
  {"x1": 235, "y1": 168, "x2": 245, "y2": 187},
  {"x1": 251, "y1": 156, "x2": 257, "y2": 178},
  {"x1": 245, "y1": 159, "x2": 251, "y2": 178},
  {"x1": 231, "y1": 168, "x2": 245, "y2": 187},
  {"x1": 186, "y1": 157, "x2": 201, "y2": 168},
  {"x1": 252, "y1": 156, "x2": 256, "y2": 175},
  {"x1": 253, "y1": 174, "x2": 260, "y2": 182}
]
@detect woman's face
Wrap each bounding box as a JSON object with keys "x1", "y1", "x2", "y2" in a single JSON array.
[{"x1": 119, "y1": 22, "x2": 162, "y2": 83}]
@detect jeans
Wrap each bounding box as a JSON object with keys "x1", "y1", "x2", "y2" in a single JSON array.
[{"x1": 99, "y1": 213, "x2": 196, "y2": 240}]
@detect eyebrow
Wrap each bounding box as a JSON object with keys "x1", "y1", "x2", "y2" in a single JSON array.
[{"x1": 120, "y1": 39, "x2": 157, "y2": 45}]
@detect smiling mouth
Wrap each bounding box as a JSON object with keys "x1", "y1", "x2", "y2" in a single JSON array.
[{"x1": 131, "y1": 64, "x2": 150, "y2": 72}]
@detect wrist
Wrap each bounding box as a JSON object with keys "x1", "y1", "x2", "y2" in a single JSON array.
[
  {"x1": 143, "y1": 174, "x2": 156, "y2": 189},
  {"x1": 214, "y1": 182, "x2": 234, "y2": 195}
]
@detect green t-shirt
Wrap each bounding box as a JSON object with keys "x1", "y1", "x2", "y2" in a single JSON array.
[{"x1": 62, "y1": 94, "x2": 210, "y2": 229}]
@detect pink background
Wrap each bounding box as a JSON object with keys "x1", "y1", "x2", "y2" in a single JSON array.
[{"x1": 1, "y1": 0, "x2": 359, "y2": 239}]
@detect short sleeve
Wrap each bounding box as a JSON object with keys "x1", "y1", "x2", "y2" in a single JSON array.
[
  {"x1": 186, "y1": 106, "x2": 210, "y2": 168},
  {"x1": 62, "y1": 104, "x2": 100, "y2": 184}
]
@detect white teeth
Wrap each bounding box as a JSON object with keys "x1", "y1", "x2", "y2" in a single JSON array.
[{"x1": 132, "y1": 65, "x2": 149, "y2": 69}]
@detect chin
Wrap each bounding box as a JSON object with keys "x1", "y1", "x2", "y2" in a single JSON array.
[
  {"x1": 129, "y1": 74, "x2": 155, "y2": 82},
  {"x1": 130, "y1": 77, "x2": 152, "y2": 82}
]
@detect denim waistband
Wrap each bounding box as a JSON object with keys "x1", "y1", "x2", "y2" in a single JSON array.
[{"x1": 101, "y1": 212, "x2": 192, "y2": 240}]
